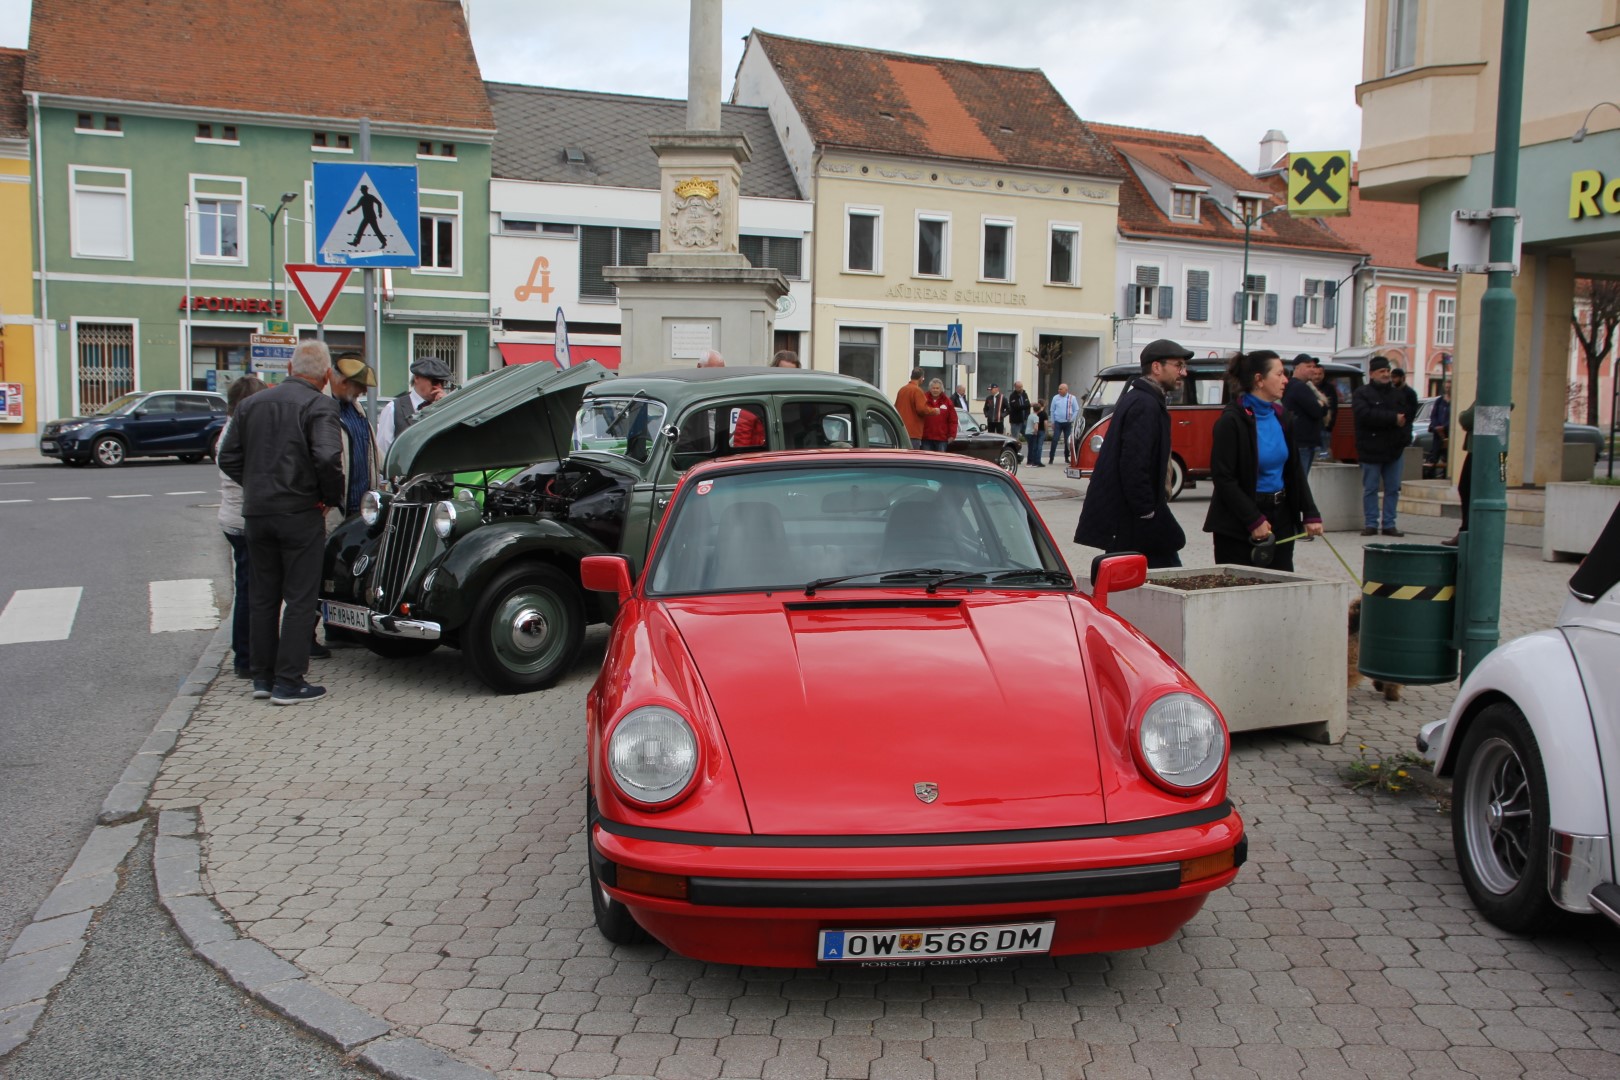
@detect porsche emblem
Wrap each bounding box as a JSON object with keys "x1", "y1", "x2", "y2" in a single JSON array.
[{"x1": 914, "y1": 782, "x2": 938, "y2": 804}]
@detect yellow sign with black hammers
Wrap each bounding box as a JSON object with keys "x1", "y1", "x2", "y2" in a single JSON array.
[{"x1": 1288, "y1": 151, "x2": 1352, "y2": 217}]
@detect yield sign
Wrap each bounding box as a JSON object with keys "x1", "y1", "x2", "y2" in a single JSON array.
[{"x1": 284, "y1": 263, "x2": 352, "y2": 323}]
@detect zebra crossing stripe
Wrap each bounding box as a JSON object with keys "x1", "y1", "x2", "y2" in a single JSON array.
[
  {"x1": 149, "y1": 579, "x2": 220, "y2": 633},
  {"x1": 0, "y1": 587, "x2": 83, "y2": 644},
  {"x1": 1360, "y1": 581, "x2": 1455, "y2": 602}
]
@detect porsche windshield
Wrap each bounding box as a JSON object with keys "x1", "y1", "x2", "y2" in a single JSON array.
[
  {"x1": 573, "y1": 397, "x2": 668, "y2": 464},
  {"x1": 646, "y1": 463, "x2": 1068, "y2": 595}
]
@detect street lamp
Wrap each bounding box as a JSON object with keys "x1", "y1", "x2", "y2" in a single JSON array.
[
  {"x1": 252, "y1": 191, "x2": 298, "y2": 321},
  {"x1": 1571, "y1": 101, "x2": 1620, "y2": 142},
  {"x1": 1206, "y1": 198, "x2": 1289, "y2": 353}
]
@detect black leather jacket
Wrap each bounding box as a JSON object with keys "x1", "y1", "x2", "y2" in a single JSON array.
[{"x1": 218, "y1": 376, "x2": 344, "y2": 516}]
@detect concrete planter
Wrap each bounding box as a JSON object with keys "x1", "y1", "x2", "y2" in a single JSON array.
[
  {"x1": 1543, "y1": 480, "x2": 1620, "y2": 561},
  {"x1": 1304, "y1": 462, "x2": 1364, "y2": 532},
  {"x1": 1109, "y1": 566, "x2": 1353, "y2": 743}
]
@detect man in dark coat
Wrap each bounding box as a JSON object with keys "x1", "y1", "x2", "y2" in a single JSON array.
[
  {"x1": 1281, "y1": 354, "x2": 1329, "y2": 476},
  {"x1": 1006, "y1": 381, "x2": 1031, "y2": 444},
  {"x1": 1351, "y1": 355, "x2": 1408, "y2": 536},
  {"x1": 1074, "y1": 338, "x2": 1191, "y2": 568},
  {"x1": 1391, "y1": 367, "x2": 1421, "y2": 446},
  {"x1": 982, "y1": 384, "x2": 1007, "y2": 433}
]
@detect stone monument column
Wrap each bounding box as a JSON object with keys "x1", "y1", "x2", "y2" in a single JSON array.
[{"x1": 605, "y1": 0, "x2": 788, "y2": 371}]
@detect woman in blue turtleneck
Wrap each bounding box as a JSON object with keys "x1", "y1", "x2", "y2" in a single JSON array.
[{"x1": 1203, "y1": 351, "x2": 1324, "y2": 572}]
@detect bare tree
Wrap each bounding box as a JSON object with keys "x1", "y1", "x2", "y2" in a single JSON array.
[
  {"x1": 1571, "y1": 278, "x2": 1620, "y2": 427},
  {"x1": 1027, "y1": 338, "x2": 1064, "y2": 377}
]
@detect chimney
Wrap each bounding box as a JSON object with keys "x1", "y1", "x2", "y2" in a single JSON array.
[{"x1": 1259, "y1": 129, "x2": 1289, "y2": 171}]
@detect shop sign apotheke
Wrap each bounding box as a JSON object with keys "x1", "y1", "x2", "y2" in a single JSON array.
[{"x1": 177, "y1": 295, "x2": 286, "y2": 315}]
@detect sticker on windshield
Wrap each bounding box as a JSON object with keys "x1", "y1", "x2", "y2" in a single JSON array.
[{"x1": 695, "y1": 480, "x2": 713, "y2": 496}]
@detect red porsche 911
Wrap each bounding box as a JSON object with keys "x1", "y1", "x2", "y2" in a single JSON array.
[{"x1": 580, "y1": 450, "x2": 1244, "y2": 968}]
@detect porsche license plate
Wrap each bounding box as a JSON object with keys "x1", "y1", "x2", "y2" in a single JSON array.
[
  {"x1": 818, "y1": 921, "x2": 1054, "y2": 964},
  {"x1": 322, "y1": 601, "x2": 371, "y2": 634}
]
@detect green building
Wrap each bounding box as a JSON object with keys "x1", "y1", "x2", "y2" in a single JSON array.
[{"x1": 22, "y1": 0, "x2": 494, "y2": 417}]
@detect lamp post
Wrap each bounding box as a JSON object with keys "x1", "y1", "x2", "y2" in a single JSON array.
[
  {"x1": 252, "y1": 191, "x2": 298, "y2": 321},
  {"x1": 1207, "y1": 199, "x2": 1289, "y2": 353}
]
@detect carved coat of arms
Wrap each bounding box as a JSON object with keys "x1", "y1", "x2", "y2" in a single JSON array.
[{"x1": 669, "y1": 177, "x2": 722, "y2": 249}]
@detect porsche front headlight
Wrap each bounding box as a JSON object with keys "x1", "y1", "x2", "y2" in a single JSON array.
[
  {"x1": 608, "y1": 706, "x2": 698, "y2": 805},
  {"x1": 361, "y1": 490, "x2": 387, "y2": 527},
  {"x1": 1138, "y1": 693, "x2": 1224, "y2": 790}
]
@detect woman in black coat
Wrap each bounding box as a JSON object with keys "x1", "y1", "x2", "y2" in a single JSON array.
[{"x1": 1204, "y1": 351, "x2": 1324, "y2": 571}]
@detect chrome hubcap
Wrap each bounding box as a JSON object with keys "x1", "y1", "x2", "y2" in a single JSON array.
[
  {"x1": 1463, "y1": 736, "x2": 1534, "y2": 895},
  {"x1": 510, "y1": 607, "x2": 549, "y2": 653}
]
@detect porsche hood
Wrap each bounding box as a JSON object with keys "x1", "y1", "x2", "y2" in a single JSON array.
[{"x1": 664, "y1": 595, "x2": 1106, "y2": 835}]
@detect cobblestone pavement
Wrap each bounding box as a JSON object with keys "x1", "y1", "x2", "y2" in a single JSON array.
[{"x1": 150, "y1": 480, "x2": 1620, "y2": 1079}]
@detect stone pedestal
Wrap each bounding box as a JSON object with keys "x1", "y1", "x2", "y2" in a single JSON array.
[{"x1": 605, "y1": 265, "x2": 788, "y2": 371}]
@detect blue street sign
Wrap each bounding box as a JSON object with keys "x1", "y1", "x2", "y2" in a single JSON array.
[
  {"x1": 312, "y1": 162, "x2": 420, "y2": 268},
  {"x1": 945, "y1": 322, "x2": 964, "y2": 352}
]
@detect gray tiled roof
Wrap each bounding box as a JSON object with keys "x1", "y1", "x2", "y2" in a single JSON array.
[{"x1": 487, "y1": 82, "x2": 802, "y2": 200}]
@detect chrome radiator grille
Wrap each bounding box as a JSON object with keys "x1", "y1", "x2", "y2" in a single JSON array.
[{"x1": 370, "y1": 502, "x2": 430, "y2": 614}]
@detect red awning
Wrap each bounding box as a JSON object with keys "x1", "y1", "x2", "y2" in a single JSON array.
[{"x1": 497, "y1": 343, "x2": 621, "y2": 370}]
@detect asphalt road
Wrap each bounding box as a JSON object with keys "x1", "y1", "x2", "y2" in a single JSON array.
[{"x1": 0, "y1": 458, "x2": 231, "y2": 953}]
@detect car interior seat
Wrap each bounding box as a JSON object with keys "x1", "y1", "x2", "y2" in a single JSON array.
[
  {"x1": 879, "y1": 495, "x2": 960, "y2": 568},
  {"x1": 708, "y1": 500, "x2": 790, "y2": 589}
]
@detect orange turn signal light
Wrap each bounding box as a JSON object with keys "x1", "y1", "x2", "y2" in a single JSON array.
[
  {"x1": 1180, "y1": 848, "x2": 1236, "y2": 884},
  {"x1": 616, "y1": 867, "x2": 689, "y2": 899},
  {"x1": 398, "y1": 603, "x2": 411, "y2": 615}
]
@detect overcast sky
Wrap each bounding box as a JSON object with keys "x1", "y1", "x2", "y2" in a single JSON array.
[{"x1": 0, "y1": 0, "x2": 1365, "y2": 170}]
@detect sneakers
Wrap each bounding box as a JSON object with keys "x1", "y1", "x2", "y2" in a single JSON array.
[
  {"x1": 1381, "y1": 527, "x2": 1406, "y2": 537},
  {"x1": 233, "y1": 665, "x2": 253, "y2": 680},
  {"x1": 308, "y1": 641, "x2": 332, "y2": 660},
  {"x1": 271, "y1": 681, "x2": 327, "y2": 705},
  {"x1": 251, "y1": 678, "x2": 273, "y2": 700},
  {"x1": 1360, "y1": 527, "x2": 1379, "y2": 537}
]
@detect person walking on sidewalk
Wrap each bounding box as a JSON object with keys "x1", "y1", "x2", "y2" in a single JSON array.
[
  {"x1": 218, "y1": 340, "x2": 345, "y2": 705},
  {"x1": 1073, "y1": 339, "x2": 1191, "y2": 568},
  {"x1": 1204, "y1": 351, "x2": 1324, "y2": 572},
  {"x1": 217, "y1": 376, "x2": 267, "y2": 679},
  {"x1": 1351, "y1": 356, "x2": 1408, "y2": 537},
  {"x1": 1047, "y1": 383, "x2": 1080, "y2": 464}
]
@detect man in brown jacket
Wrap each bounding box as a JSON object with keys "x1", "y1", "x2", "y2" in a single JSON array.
[{"x1": 894, "y1": 367, "x2": 938, "y2": 449}]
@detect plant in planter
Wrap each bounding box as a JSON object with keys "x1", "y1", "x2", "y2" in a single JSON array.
[{"x1": 1106, "y1": 565, "x2": 1354, "y2": 743}]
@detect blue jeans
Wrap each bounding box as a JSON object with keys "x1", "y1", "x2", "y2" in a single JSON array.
[
  {"x1": 1026, "y1": 432, "x2": 1044, "y2": 465},
  {"x1": 910, "y1": 437, "x2": 924, "y2": 449},
  {"x1": 223, "y1": 530, "x2": 250, "y2": 670},
  {"x1": 1049, "y1": 420, "x2": 1074, "y2": 462},
  {"x1": 920, "y1": 439, "x2": 948, "y2": 452},
  {"x1": 1296, "y1": 446, "x2": 1316, "y2": 476},
  {"x1": 1361, "y1": 460, "x2": 1402, "y2": 529}
]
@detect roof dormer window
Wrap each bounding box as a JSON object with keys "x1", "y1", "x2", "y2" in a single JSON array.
[{"x1": 1171, "y1": 189, "x2": 1199, "y2": 220}]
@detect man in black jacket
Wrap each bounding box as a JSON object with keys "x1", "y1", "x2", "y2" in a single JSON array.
[
  {"x1": 1391, "y1": 367, "x2": 1421, "y2": 447},
  {"x1": 1074, "y1": 338, "x2": 1191, "y2": 568},
  {"x1": 1351, "y1": 355, "x2": 1408, "y2": 537},
  {"x1": 219, "y1": 341, "x2": 345, "y2": 704},
  {"x1": 1006, "y1": 381, "x2": 1030, "y2": 444},
  {"x1": 1282, "y1": 354, "x2": 1329, "y2": 475},
  {"x1": 982, "y1": 384, "x2": 1007, "y2": 433}
]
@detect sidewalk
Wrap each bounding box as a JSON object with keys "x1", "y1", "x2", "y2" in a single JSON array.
[{"x1": 146, "y1": 470, "x2": 1619, "y2": 1080}]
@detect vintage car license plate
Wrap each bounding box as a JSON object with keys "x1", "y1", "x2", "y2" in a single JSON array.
[
  {"x1": 322, "y1": 601, "x2": 371, "y2": 634},
  {"x1": 818, "y1": 921, "x2": 1054, "y2": 964},
  {"x1": 40, "y1": 440, "x2": 56, "y2": 451}
]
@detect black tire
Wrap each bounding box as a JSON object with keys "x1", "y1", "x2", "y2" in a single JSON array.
[
  {"x1": 1451, "y1": 702, "x2": 1562, "y2": 933},
  {"x1": 1167, "y1": 456, "x2": 1187, "y2": 501},
  {"x1": 178, "y1": 454, "x2": 205, "y2": 464},
  {"x1": 997, "y1": 447, "x2": 1019, "y2": 476},
  {"x1": 465, "y1": 563, "x2": 585, "y2": 693},
  {"x1": 362, "y1": 634, "x2": 440, "y2": 660},
  {"x1": 587, "y1": 796, "x2": 650, "y2": 945},
  {"x1": 91, "y1": 435, "x2": 126, "y2": 468}
]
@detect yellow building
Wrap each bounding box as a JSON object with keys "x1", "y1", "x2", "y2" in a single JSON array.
[
  {"x1": 0, "y1": 47, "x2": 38, "y2": 449},
  {"x1": 734, "y1": 32, "x2": 1124, "y2": 404},
  {"x1": 1357, "y1": 0, "x2": 1620, "y2": 484}
]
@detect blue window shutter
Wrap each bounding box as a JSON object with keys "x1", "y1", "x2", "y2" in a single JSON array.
[
  {"x1": 1126, "y1": 284, "x2": 1140, "y2": 314},
  {"x1": 1292, "y1": 295, "x2": 1307, "y2": 328},
  {"x1": 1233, "y1": 292, "x2": 1246, "y2": 323},
  {"x1": 1157, "y1": 285, "x2": 1175, "y2": 319},
  {"x1": 1265, "y1": 293, "x2": 1279, "y2": 326},
  {"x1": 1324, "y1": 280, "x2": 1338, "y2": 329}
]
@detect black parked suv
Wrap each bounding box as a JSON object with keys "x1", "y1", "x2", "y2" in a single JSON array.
[{"x1": 40, "y1": 390, "x2": 229, "y2": 467}]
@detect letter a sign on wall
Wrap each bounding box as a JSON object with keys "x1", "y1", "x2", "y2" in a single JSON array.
[{"x1": 1287, "y1": 151, "x2": 1352, "y2": 217}]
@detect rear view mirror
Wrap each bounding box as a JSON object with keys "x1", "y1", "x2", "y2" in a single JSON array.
[
  {"x1": 1090, "y1": 552, "x2": 1148, "y2": 610},
  {"x1": 822, "y1": 415, "x2": 853, "y2": 444},
  {"x1": 580, "y1": 555, "x2": 633, "y2": 601}
]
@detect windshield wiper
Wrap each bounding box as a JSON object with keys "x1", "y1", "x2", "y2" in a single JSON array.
[
  {"x1": 804, "y1": 567, "x2": 965, "y2": 596},
  {"x1": 985, "y1": 568, "x2": 1074, "y2": 586}
]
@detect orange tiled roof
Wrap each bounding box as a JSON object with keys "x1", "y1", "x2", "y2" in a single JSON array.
[
  {"x1": 1089, "y1": 122, "x2": 1361, "y2": 255},
  {"x1": 0, "y1": 48, "x2": 25, "y2": 139},
  {"x1": 24, "y1": 0, "x2": 494, "y2": 132},
  {"x1": 751, "y1": 31, "x2": 1123, "y2": 180}
]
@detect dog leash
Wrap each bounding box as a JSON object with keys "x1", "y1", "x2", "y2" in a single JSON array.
[{"x1": 1318, "y1": 534, "x2": 1364, "y2": 588}]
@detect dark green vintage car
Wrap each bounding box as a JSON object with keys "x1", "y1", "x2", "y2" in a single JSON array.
[{"x1": 320, "y1": 362, "x2": 910, "y2": 692}]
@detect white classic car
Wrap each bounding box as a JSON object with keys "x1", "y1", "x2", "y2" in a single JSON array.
[{"x1": 1420, "y1": 504, "x2": 1620, "y2": 932}]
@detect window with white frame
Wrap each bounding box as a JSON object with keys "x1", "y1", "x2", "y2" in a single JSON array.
[
  {"x1": 1184, "y1": 268, "x2": 1211, "y2": 323},
  {"x1": 1386, "y1": 0, "x2": 1418, "y2": 74},
  {"x1": 916, "y1": 213, "x2": 949, "y2": 277},
  {"x1": 417, "y1": 189, "x2": 462, "y2": 274},
  {"x1": 1434, "y1": 295, "x2": 1456, "y2": 346},
  {"x1": 1295, "y1": 278, "x2": 1335, "y2": 328},
  {"x1": 1171, "y1": 189, "x2": 1199, "y2": 220},
  {"x1": 838, "y1": 326, "x2": 881, "y2": 387},
  {"x1": 1386, "y1": 292, "x2": 1409, "y2": 342},
  {"x1": 190, "y1": 175, "x2": 245, "y2": 264},
  {"x1": 1236, "y1": 196, "x2": 1264, "y2": 225},
  {"x1": 981, "y1": 219, "x2": 1013, "y2": 281},
  {"x1": 1236, "y1": 274, "x2": 1272, "y2": 325},
  {"x1": 977, "y1": 332, "x2": 1016, "y2": 392},
  {"x1": 845, "y1": 207, "x2": 881, "y2": 273},
  {"x1": 1048, "y1": 224, "x2": 1080, "y2": 285},
  {"x1": 1129, "y1": 265, "x2": 1171, "y2": 319},
  {"x1": 70, "y1": 166, "x2": 132, "y2": 260}
]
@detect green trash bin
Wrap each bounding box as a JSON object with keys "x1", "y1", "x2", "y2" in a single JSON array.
[{"x1": 1358, "y1": 543, "x2": 1459, "y2": 685}]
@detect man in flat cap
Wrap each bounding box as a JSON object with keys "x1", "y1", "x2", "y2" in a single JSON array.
[
  {"x1": 1074, "y1": 338, "x2": 1191, "y2": 567},
  {"x1": 982, "y1": 383, "x2": 1007, "y2": 434},
  {"x1": 376, "y1": 356, "x2": 451, "y2": 466},
  {"x1": 327, "y1": 354, "x2": 380, "y2": 530},
  {"x1": 1282, "y1": 354, "x2": 1330, "y2": 477},
  {"x1": 1351, "y1": 355, "x2": 1408, "y2": 536}
]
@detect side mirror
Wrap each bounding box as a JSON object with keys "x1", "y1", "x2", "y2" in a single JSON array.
[
  {"x1": 580, "y1": 554, "x2": 633, "y2": 601},
  {"x1": 1090, "y1": 552, "x2": 1148, "y2": 610},
  {"x1": 132, "y1": 407, "x2": 147, "y2": 418}
]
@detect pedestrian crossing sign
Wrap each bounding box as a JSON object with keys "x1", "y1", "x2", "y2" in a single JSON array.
[{"x1": 312, "y1": 162, "x2": 420, "y2": 267}]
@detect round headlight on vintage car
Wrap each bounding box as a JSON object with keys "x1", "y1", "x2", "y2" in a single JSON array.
[
  {"x1": 1137, "y1": 693, "x2": 1224, "y2": 791},
  {"x1": 360, "y1": 490, "x2": 388, "y2": 527},
  {"x1": 607, "y1": 706, "x2": 698, "y2": 806},
  {"x1": 1088, "y1": 434, "x2": 1105, "y2": 454},
  {"x1": 430, "y1": 499, "x2": 480, "y2": 540}
]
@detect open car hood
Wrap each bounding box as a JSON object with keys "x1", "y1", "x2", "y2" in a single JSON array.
[{"x1": 383, "y1": 361, "x2": 614, "y2": 478}]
